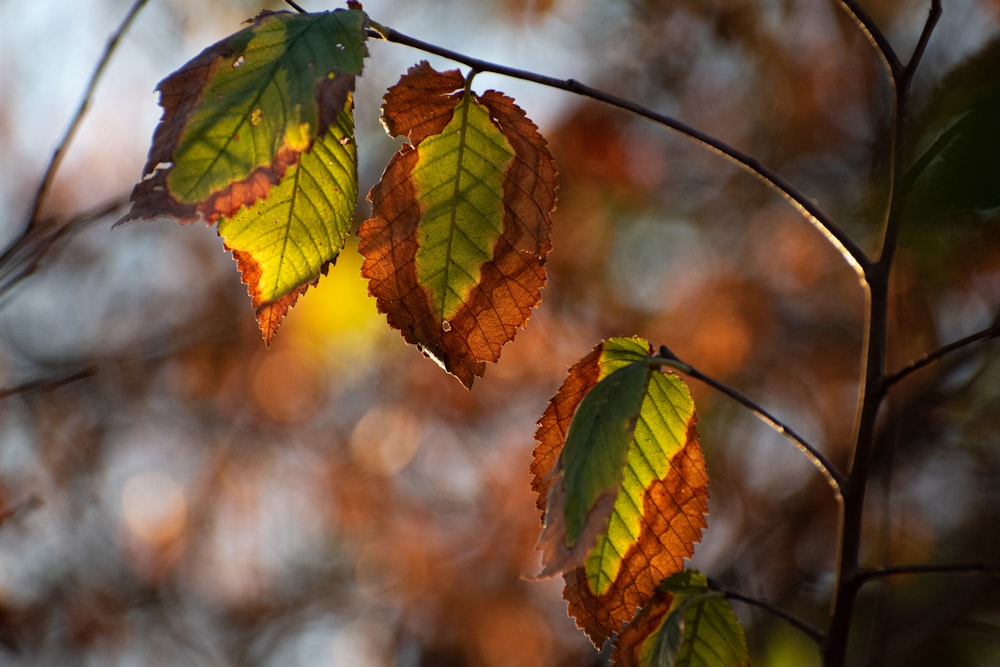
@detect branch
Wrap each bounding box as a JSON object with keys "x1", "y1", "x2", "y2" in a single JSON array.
[
  {"x1": 26, "y1": 0, "x2": 149, "y2": 228},
  {"x1": 709, "y1": 579, "x2": 825, "y2": 645},
  {"x1": 905, "y1": 1, "x2": 943, "y2": 80},
  {"x1": 857, "y1": 562, "x2": 1000, "y2": 584},
  {"x1": 877, "y1": 1, "x2": 942, "y2": 269},
  {"x1": 836, "y1": 1, "x2": 902, "y2": 75},
  {"x1": 885, "y1": 321, "x2": 1000, "y2": 389},
  {"x1": 0, "y1": 366, "x2": 97, "y2": 401},
  {"x1": 0, "y1": 197, "x2": 128, "y2": 304},
  {"x1": 652, "y1": 346, "x2": 845, "y2": 494},
  {"x1": 367, "y1": 22, "x2": 871, "y2": 286}
]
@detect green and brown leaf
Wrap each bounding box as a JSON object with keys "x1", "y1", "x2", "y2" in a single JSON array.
[
  {"x1": 358, "y1": 62, "x2": 557, "y2": 387},
  {"x1": 612, "y1": 571, "x2": 749, "y2": 667},
  {"x1": 122, "y1": 8, "x2": 367, "y2": 342},
  {"x1": 531, "y1": 337, "x2": 710, "y2": 647}
]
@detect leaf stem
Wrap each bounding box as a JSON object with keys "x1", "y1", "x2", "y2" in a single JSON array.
[
  {"x1": 651, "y1": 347, "x2": 845, "y2": 494},
  {"x1": 709, "y1": 580, "x2": 825, "y2": 645},
  {"x1": 856, "y1": 562, "x2": 1000, "y2": 583},
  {"x1": 25, "y1": 0, "x2": 149, "y2": 228},
  {"x1": 884, "y1": 320, "x2": 1000, "y2": 389},
  {"x1": 367, "y1": 23, "x2": 871, "y2": 286}
]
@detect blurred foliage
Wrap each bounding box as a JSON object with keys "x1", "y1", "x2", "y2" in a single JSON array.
[{"x1": 1, "y1": 1, "x2": 999, "y2": 666}]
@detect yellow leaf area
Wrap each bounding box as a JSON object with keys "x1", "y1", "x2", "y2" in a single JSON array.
[
  {"x1": 612, "y1": 572, "x2": 750, "y2": 667},
  {"x1": 531, "y1": 337, "x2": 709, "y2": 647},
  {"x1": 279, "y1": 237, "x2": 385, "y2": 362}
]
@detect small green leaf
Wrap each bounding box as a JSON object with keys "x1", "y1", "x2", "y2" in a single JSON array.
[{"x1": 613, "y1": 571, "x2": 749, "y2": 667}]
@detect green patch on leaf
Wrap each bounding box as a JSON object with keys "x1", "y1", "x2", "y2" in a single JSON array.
[
  {"x1": 532, "y1": 337, "x2": 709, "y2": 647},
  {"x1": 218, "y1": 99, "x2": 358, "y2": 342},
  {"x1": 122, "y1": 8, "x2": 367, "y2": 343},
  {"x1": 359, "y1": 62, "x2": 557, "y2": 388}
]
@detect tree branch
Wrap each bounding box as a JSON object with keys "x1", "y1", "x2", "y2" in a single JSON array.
[
  {"x1": 25, "y1": 0, "x2": 149, "y2": 228},
  {"x1": 652, "y1": 347, "x2": 845, "y2": 494},
  {"x1": 0, "y1": 197, "x2": 128, "y2": 304},
  {"x1": 836, "y1": 0, "x2": 902, "y2": 75},
  {"x1": 367, "y1": 22, "x2": 872, "y2": 286},
  {"x1": 0, "y1": 367, "x2": 97, "y2": 401},
  {"x1": 884, "y1": 321, "x2": 1000, "y2": 389},
  {"x1": 857, "y1": 562, "x2": 1000, "y2": 584},
  {"x1": 709, "y1": 579, "x2": 825, "y2": 645}
]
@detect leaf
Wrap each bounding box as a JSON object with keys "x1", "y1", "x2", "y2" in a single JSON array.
[
  {"x1": 531, "y1": 337, "x2": 710, "y2": 647},
  {"x1": 612, "y1": 571, "x2": 749, "y2": 667},
  {"x1": 121, "y1": 8, "x2": 367, "y2": 343},
  {"x1": 907, "y1": 37, "x2": 1000, "y2": 220},
  {"x1": 358, "y1": 61, "x2": 557, "y2": 388},
  {"x1": 218, "y1": 103, "x2": 358, "y2": 342}
]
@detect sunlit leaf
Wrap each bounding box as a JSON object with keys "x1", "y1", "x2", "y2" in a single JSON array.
[
  {"x1": 358, "y1": 61, "x2": 557, "y2": 387},
  {"x1": 531, "y1": 337, "x2": 709, "y2": 647},
  {"x1": 121, "y1": 8, "x2": 367, "y2": 342},
  {"x1": 612, "y1": 571, "x2": 749, "y2": 667}
]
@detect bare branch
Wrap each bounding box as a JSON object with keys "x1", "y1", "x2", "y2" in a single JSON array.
[
  {"x1": 0, "y1": 367, "x2": 97, "y2": 401},
  {"x1": 836, "y1": 0, "x2": 902, "y2": 75},
  {"x1": 26, "y1": 0, "x2": 149, "y2": 228},
  {"x1": 652, "y1": 347, "x2": 845, "y2": 495},
  {"x1": 857, "y1": 562, "x2": 1000, "y2": 583},
  {"x1": 368, "y1": 23, "x2": 872, "y2": 287},
  {"x1": 709, "y1": 579, "x2": 825, "y2": 645},
  {"x1": 885, "y1": 321, "x2": 1000, "y2": 389}
]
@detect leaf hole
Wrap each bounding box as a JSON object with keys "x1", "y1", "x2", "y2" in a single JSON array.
[{"x1": 232, "y1": 55, "x2": 245, "y2": 68}]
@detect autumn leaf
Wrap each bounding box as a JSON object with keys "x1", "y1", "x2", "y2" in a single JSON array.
[
  {"x1": 612, "y1": 571, "x2": 749, "y2": 667},
  {"x1": 531, "y1": 337, "x2": 710, "y2": 647},
  {"x1": 358, "y1": 61, "x2": 557, "y2": 387},
  {"x1": 122, "y1": 8, "x2": 367, "y2": 342}
]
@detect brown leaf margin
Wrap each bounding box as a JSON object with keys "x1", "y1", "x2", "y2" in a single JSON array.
[
  {"x1": 358, "y1": 62, "x2": 558, "y2": 387},
  {"x1": 531, "y1": 340, "x2": 709, "y2": 647}
]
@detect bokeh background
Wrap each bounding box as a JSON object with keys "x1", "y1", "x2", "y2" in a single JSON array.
[{"x1": 2, "y1": 0, "x2": 1000, "y2": 665}]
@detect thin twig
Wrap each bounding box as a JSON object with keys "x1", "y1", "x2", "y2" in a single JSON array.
[
  {"x1": 877, "y1": 0, "x2": 942, "y2": 268},
  {"x1": 0, "y1": 197, "x2": 128, "y2": 304},
  {"x1": 899, "y1": 117, "x2": 962, "y2": 198},
  {"x1": 367, "y1": 22, "x2": 871, "y2": 286},
  {"x1": 825, "y1": 5, "x2": 944, "y2": 665},
  {"x1": 0, "y1": 367, "x2": 98, "y2": 401},
  {"x1": 836, "y1": 0, "x2": 902, "y2": 75},
  {"x1": 709, "y1": 580, "x2": 825, "y2": 645},
  {"x1": 905, "y1": 1, "x2": 943, "y2": 79},
  {"x1": 884, "y1": 321, "x2": 1000, "y2": 389},
  {"x1": 284, "y1": 0, "x2": 307, "y2": 13},
  {"x1": 652, "y1": 347, "x2": 845, "y2": 494},
  {"x1": 857, "y1": 562, "x2": 999, "y2": 583},
  {"x1": 26, "y1": 0, "x2": 149, "y2": 227}
]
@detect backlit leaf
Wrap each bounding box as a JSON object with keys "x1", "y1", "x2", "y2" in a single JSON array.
[
  {"x1": 531, "y1": 337, "x2": 709, "y2": 647},
  {"x1": 358, "y1": 61, "x2": 557, "y2": 387},
  {"x1": 122, "y1": 8, "x2": 367, "y2": 342},
  {"x1": 612, "y1": 571, "x2": 749, "y2": 667}
]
